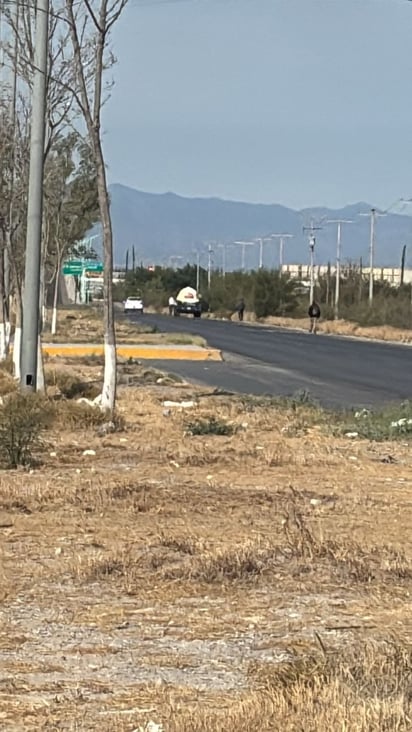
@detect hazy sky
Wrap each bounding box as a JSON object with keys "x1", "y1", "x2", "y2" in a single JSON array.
[{"x1": 103, "y1": 0, "x2": 412, "y2": 210}]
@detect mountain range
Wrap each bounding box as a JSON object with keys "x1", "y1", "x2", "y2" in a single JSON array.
[{"x1": 103, "y1": 184, "x2": 412, "y2": 270}]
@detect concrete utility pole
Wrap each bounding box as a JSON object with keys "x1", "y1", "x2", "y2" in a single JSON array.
[
  {"x1": 207, "y1": 243, "x2": 214, "y2": 289},
  {"x1": 20, "y1": 0, "x2": 50, "y2": 391},
  {"x1": 269, "y1": 233, "x2": 294, "y2": 270},
  {"x1": 234, "y1": 240, "x2": 255, "y2": 272},
  {"x1": 217, "y1": 243, "x2": 227, "y2": 278},
  {"x1": 303, "y1": 222, "x2": 323, "y2": 304},
  {"x1": 195, "y1": 250, "x2": 200, "y2": 291},
  {"x1": 326, "y1": 219, "x2": 353, "y2": 318},
  {"x1": 359, "y1": 208, "x2": 386, "y2": 304}
]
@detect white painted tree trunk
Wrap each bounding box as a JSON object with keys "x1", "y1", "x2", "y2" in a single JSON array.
[
  {"x1": 5, "y1": 320, "x2": 11, "y2": 350},
  {"x1": 0, "y1": 323, "x2": 6, "y2": 362},
  {"x1": 51, "y1": 306, "x2": 57, "y2": 336},
  {"x1": 51, "y1": 270, "x2": 59, "y2": 335},
  {"x1": 13, "y1": 325, "x2": 21, "y2": 380},
  {"x1": 101, "y1": 341, "x2": 116, "y2": 411}
]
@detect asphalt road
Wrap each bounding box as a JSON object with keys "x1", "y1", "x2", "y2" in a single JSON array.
[{"x1": 127, "y1": 313, "x2": 412, "y2": 407}]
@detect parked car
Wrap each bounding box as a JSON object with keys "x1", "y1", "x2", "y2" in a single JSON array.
[{"x1": 124, "y1": 296, "x2": 144, "y2": 314}]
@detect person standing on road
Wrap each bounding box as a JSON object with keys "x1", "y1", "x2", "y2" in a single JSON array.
[
  {"x1": 235, "y1": 298, "x2": 245, "y2": 322},
  {"x1": 308, "y1": 301, "x2": 321, "y2": 334},
  {"x1": 168, "y1": 295, "x2": 177, "y2": 316}
]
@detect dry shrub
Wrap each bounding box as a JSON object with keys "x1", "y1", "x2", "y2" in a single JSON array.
[
  {"x1": 158, "y1": 532, "x2": 204, "y2": 555},
  {"x1": 165, "y1": 542, "x2": 277, "y2": 583},
  {"x1": 54, "y1": 400, "x2": 108, "y2": 428},
  {"x1": 283, "y1": 504, "x2": 412, "y2": 583},
  {"x1": 46, "y1": 369, "x2": 101, "y2": 399},
  {"x1": 0, "y1": 392, "x2": 53, "y2": 468},
  {"x1": 0, "y1": 368, "x2": 17, "y2": 396}
]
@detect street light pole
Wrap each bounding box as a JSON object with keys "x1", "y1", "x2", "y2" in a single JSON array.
[
  {"x1": 326, "y1": 219, "x2": 353, "y2": 319},
  {"x1": 309, "y1": 236, "x2": 315, "y2": 304},
  {"x1": 196, "y1": 251, "x2": 200, "y2": 291},
  {"x1": 359, "y1": 208, "x2": 386, "y2": 304},
  {"x1": 207, "y1": 243, "x2": 213, "y2": 289},
  {"x1": 303, "y1": 223, "x2": 323, "y2": 304},
  {"x1": 20, "y1": 0, "x2": 50, "y2": 391},
  {"x1": 268, "y1": 233, "x2": 294, "y2": 270},
  {"x1": 368, "y1": 208, "x2": 376, "y2": 303},
  {"x1": 234, "y1": 241, "x2": 255, "y2": 273}
]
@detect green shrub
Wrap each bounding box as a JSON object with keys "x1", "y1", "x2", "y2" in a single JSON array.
[
  {"x1": 186, "y1": 416, "x2": 237, "y2": 436},
  {"x1": 0, "y1": 392, "x2": 53, "y2": 468}
]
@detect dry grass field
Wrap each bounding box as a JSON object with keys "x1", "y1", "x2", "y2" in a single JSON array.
[{"x1": 0, "y1": 354, "x2": 411, "y2": 730}]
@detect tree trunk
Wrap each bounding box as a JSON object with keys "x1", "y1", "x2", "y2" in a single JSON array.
[
  {"x1": 0, "y1": 249, "x2": 7, "y2": 361},
  {"x1": 51, "y1": 261, "x2": 60, "y2": 336},
  {"x1": 95, "y1": 137, "x2": 116, "y2": 413},
  {"x1": 13, "y1": 294, "x2": 22, "y2": 380}
]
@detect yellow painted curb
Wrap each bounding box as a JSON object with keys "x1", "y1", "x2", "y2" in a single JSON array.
[{"x1": 41, "y1": 344, "x2": 222, "y2": 361}]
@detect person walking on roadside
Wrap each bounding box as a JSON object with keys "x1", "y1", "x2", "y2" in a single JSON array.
[
  {"x1": 168, "y1": 295, "x2": 177, "y2": 316},
  {"x1": 235, "y1": 297, "x2": 245, "y2": 322},
  {"x1": 308, "y1": 301, "x2": 321, "y2": 334}
]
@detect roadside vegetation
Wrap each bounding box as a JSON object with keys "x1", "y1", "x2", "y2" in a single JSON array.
[{"x1": 0, "y1": 353, "x2": 412, "y2": 730}]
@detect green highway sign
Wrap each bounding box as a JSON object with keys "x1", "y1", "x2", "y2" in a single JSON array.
[
  {"x1": 84, "y1": 263, "x2": 103, "y2": 273},
  {"x1": 63, "y1": 259, "x2": 103, "y2": 276}
]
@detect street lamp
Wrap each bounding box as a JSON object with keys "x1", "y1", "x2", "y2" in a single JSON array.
[
  {"x1": 267, "y1": 233, "x2": 294, "y2": 270},
  {"x1": 233, "y1": 240, "x2": 256, "y2": 272},
  {"x1": 326, "y1": 219, "x2": 353, "y2": 319},
  {"x1": 359, "y1": 208, "x2": 386, "y2": 303}
]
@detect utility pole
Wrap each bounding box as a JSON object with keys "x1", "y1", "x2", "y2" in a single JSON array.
[
  {"x1": 234, "y1": 240, "x2": 255, "y2": 273},
  {"x1": 196, "y1": 250, "x2": 200, "y2": 291},
  {"x1": 303, "y1": 222, "x2": 323, "y2": 304},
  {"x1": 368, "y1": 208, "x2": 376, "y2": 303},
  {"x1": 268, "y1": 233, "x2": 294, "y2": 270},
  {"x1": 217, "y1": 243, "x2": 227, "y2": 278},
  {"x1": 359, "y1": 208, "x2": 386, "y2": 304},
  {"x1": 326, "y1": 219, "x2": 353, "y2": 319},
  {"x1": 207, "y1": 243, "x2": 214, "y2": 289},
  {"x1": 255, "y1": 238, "x2": 264, "y2": 269},
  {"x1": 20, "y1": 0, "x2": 50, "y2": 391}
]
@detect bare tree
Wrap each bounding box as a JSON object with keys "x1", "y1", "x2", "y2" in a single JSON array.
[
  {"x1": 2, "y1": 0, "x2": 79, "y2": 379},
  {"x1": 64, "y1": 0, "x2": 128, "y2": 412}
]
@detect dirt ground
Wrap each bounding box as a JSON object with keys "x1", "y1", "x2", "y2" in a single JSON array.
[
  {"x1": 0, "y1": 359, "x2": 412, "y2": 731},
  {"x1": 44, "y1": 307, "x2": 206, "y2": 347}
]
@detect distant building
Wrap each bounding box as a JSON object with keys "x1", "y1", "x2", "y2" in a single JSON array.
[{"x1": 281, "y1": 264, "x2": 412, "y2": 287}]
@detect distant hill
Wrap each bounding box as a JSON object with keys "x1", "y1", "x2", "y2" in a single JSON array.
[{"x1": 103, "y1": 184, "x2": 412, "y2": 269}]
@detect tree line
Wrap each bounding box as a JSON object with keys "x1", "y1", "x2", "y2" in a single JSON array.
[{"x1": 118, "y1": 262, "x2": 412, "y2": 329}]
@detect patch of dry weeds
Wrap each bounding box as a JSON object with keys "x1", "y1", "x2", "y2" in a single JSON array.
[{"x1": 0, "y1": 370, "x2": 411, "y2": 729}]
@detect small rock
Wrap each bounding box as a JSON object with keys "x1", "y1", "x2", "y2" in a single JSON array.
[
  {"x1": 96, "y1": 421, "x2": 115, "y2": 437},
  {"x1": 163, "y1": 400, "x2": 195, "y2": 409},
  {"x1": 310, "y1": 498, "x2": 322, "y2": 507},
  {"x1": 55, "y1": 547, "x2": 62, "y2": 556},
  {"x1": 50, "y1": 451, "x2": 57, "y2": 457},
  {"x1": 380, "y1": 455, "x2": 396, "y2": 464},
  {"x1": 83, "y1": 449, "x2": 96, "y2": 456},
  {"x1": 162, "y1": 409, "x2": 171, "y2": 417},
  {"x1": 169, "y1": 460, "x2": 180, "y2": 468},
  {"x1": 344, "y1": 432, "x2": 359, "y2": 438}
]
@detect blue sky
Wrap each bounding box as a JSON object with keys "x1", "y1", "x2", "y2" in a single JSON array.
[{"x1": 103, "y1": 0, "x2": 412, "y2": 210}]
